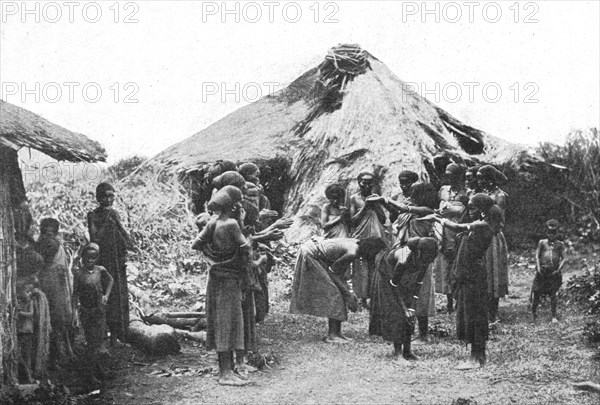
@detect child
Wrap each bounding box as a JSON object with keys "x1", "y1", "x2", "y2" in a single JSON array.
[
  {"x1": 36, "y1": 218, "x2": 75, "y2": 366},
  {"x1": 72, "y1": 243, "x2": 114, "y2": 386},
  {"x1": 87, "y1": 182, "x2": 134, "y2": 346},
  {"x1": 321, "y1": 183, "x2": 350, "y2": 239},
  {"x1": 532, "y1": 219, "x2": 567, "y2": 322},
  {"x1": 17, "y1": 280, "x2": 35, "y2": 383}
]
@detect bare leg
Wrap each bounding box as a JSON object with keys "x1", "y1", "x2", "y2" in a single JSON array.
[
  {"x1": 488, "y1": 297, "x2": 499, "y2": 323},
  {"x1": 393, "y1": 342, "x2": 403, "y2": 357},
  {"x1": 218, "y1": 351, "x2": 247, "y2": 386},
  {"x1": 446, "y1": 294, "x2": 454, "y2": 313},
  {"x1": 417, "y1": 316, "x2": 429, "y2": 342},
  {"x1": 550, "y1": 293, "x2": 558, "y2": 322},
  {"x1": 532, "y1": 292, "x2": 540, "y2": 320},
  {"x1": 325, "y1": 319, "x2": 349, "y2": 343},
  {"x1": 456, "y1": 328, "x2": 485, "y2": 370},
  {"x1": 403, "y1": 327, "x2": 419, "y2": 361}
]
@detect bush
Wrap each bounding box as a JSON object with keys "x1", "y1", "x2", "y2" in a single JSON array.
[
  {"x1": 583, "y1": 321, "x2": 600, "y2": 345},
  {"x1": 537, "y1": 128, "x2": 600, "y2": 243},
  {"x1": 109, "y1": 155, "x2": 147, "y2": 180},
  {"x1": 560, "y1": 261, "x2": 600, "y2": 315},
  {"x1": 26, "y1": 169, "x2": 203, "y2": 309}
]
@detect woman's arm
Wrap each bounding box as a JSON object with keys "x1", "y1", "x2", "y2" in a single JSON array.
[
  {"x1": 556, "y1": 243, "x2": 567, "y2": 274},
  {"x1": 349, "y1": 195, "x2": 367, "y2": 226},
  {"x1": 328, "y1": 272, "x2": 358, "y2": 312},
  {"x1": 87, "y1": 212, "x2": 98, "y2": 241},
  {"x1": 321, "y1": 203, "x2": 343, "y2": 231},
  {"x1": 100, "y1": 267, "x2": 114, "y2": 304},
  {"x1": 430, "y1": 215, "x2": 486, "y2": 232},
  {"x1": 535, "y1": 241, "x2": 543, "y2": 275},
  {"x1": 330, "y1": 252, "x2": 356, "y2": 274},
  {"x1": 110, "y1": 210, "x2": 135, "y2": 249}
]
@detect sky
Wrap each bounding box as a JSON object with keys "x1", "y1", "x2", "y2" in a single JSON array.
[{"x1": 1, "y1": 0, "x2": 599, "y2": 163}]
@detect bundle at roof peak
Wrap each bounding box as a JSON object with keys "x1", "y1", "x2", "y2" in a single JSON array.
[{"x1": 294, "y1": 44, "x2": 372, "y2": 136}]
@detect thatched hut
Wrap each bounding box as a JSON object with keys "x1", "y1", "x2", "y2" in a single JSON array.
[
  {"x1": 151, "y1": 44, "x2": 546, "y2": 241},
  {"x1": 0, "y1": 99, "x2": 106, "y2": 384}
]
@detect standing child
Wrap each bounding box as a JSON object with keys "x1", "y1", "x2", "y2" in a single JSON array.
[
  {"x1": 36, "y1": 218, "x2": 75, "y2": 367},
  {"x1": 72, "y1": 243, "x2": 114, "y2": 386},
  {"x1": 16, "y1": 281, "x2": 35, "y2": 383},
  {"x1": 321, "y1": 183, "x2": 350, "y2": 239},
  {"x1": 532, "y1": 219, "x2": 567, "y2": 323},
  {"x1": 87, "y1": 182, "x2": 134, "y2": 346}
]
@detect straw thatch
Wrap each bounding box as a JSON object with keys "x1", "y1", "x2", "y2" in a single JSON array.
[
  {"x1": 0, "y1": 100, "x2": 107, "y2": 162},
  {"x1": 151, "y1": 44, "x2": 537, "y2": 238}
]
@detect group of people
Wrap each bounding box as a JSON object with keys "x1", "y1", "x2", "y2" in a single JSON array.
[
  {"x1": 13, "y1": 159, "x2": 567, "y2": 388},
  {"x1": 290, "y1": 163, "x2": 567, "y2": 370},
  {"x1": 14, "y1": 182, "x2": 133, "y2": 386},
  {"x1": 191, "y1": 161, "x2": 293, "y2": 386}
]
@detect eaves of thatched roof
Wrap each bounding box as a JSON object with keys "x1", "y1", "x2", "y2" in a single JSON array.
[{"x1": 0, "y1": 100, "x2": 107, "y2": 162}]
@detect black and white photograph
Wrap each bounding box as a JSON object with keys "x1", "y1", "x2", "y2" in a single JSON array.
[{"x1": 1, "y1": 1, "x2": 599, "y2": 403}]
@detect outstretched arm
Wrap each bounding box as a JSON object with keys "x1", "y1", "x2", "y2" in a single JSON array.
[
  {"x1": 428, "y1": 214, "x2": 487, "y2": 232},
  {"x1": 388, "y1": 198, "x2": 435, "y2": 217}
]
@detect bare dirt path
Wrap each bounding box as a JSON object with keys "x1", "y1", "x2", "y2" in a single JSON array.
[{"x1": 95, "y1": 260, "x2": 599, "y2": 405}]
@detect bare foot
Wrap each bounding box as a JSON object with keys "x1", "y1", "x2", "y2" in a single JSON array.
[
  {"x1": 391, "y1": 355, "x2": 409, "y2": 366},
  {"x1": 455, "y1": 358, "x2": 480, "y2": 370},
  {"x1": 243, "y1": 363, "x2": 258, "y2": 373},
  {"x1": 323, "y1": 336, "x2": 350, "y2": 344},
  {"x1": 403, "y1": 353, "x2": 419, "y2": 361},
  {"x1": 336, "y1": 333, "x2": 353, "y2": 341},
  {"x1": 218, "y1": 372, "x2": 249, "y2": 386},
  {"x1": 233, "y1": 367, "x2": 249, "y2": 380}
]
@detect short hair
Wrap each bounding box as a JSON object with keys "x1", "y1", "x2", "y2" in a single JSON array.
[
  {"x1": 325, "y1": 183, "x2": 345, "y2": 200},
  {"x1": 478, "y1": 165, "x2": 508, "y2": 185},
  {"x1": 398, "y1": 171, "x2": 419, "y2": 184},
  {"x1": 357, "y1": 171, "x2": 375, "y2": 181},
  {"x1": 410, "y1": 183, "x2": 438, "y2": 209},
  {"x1": 445, "y1": 163, "x2": 466, "y2": 177},
  {"x1": 469, "y1": 193, "x2": 495, "y2": 214},
  {"x1": 95, "y1": 182, "x2": 115, "y2": 200},
  {"x1": 546, "y1": 219, "x2": 560, "y2": 229},
  {"x1": 40, "y1": 218, "x2": 60, "y2": 233},
  {"x1": 239, "y1": 163, "x2": 260, "y2": 180},
  {"x1": 356, "y1": 237, "x2": 387, "y2": 261},
  {"x1": 81, "y1": 243, "x2": 100, "y2": 257}
]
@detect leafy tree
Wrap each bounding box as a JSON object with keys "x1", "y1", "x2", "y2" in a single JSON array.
[{"x1": 537, "y1": 128, "x2": 599, "y2": 241}]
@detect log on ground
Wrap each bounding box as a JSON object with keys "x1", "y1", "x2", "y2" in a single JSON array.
[{"x1": 127, "y1": 317, "x2": 181, "y2": 356}]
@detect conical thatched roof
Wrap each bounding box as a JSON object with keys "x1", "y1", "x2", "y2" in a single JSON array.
[
  {"x1": 0, "y1": 100, "x2": 107, "y2": 162},
  {"x1": 152, "y1": 44, "x2": 533, "y2": 238}
]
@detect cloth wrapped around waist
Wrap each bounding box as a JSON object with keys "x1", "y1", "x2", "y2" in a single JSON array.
[{"x1": 202, "y1": 242, "x2": 250, "y2": 280}]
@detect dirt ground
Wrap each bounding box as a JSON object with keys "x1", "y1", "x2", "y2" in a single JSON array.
[{"x1": 62, "y1": 257, "x2": 599, "y2": 405}]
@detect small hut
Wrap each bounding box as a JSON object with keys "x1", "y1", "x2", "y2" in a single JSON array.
[
  {"x1": 0, "y1": 99, "x2": 106, "y2": 384},
  {"x1": 151, "y1": 44, "x2": 545, "y2": 240}
]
